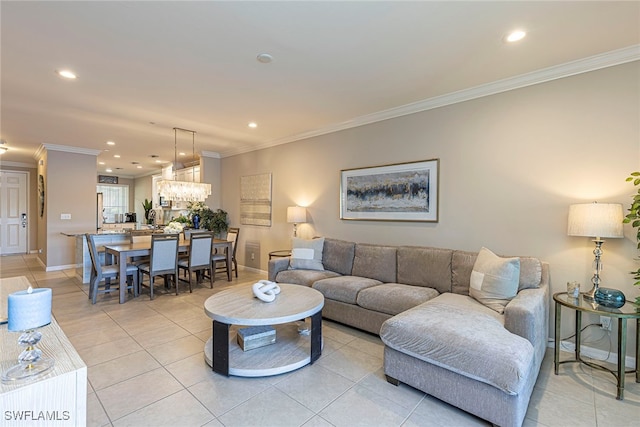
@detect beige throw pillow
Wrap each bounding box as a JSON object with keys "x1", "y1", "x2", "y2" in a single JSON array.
[
  {"x1": 289, "y1": 237, "x2": 325, "y2": 271},
  {"x1": 469, "y1": 247, "x2": 520, "y2": 314}
]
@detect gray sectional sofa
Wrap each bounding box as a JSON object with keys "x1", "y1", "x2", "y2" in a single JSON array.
[{"x1": 268, "y1": 237, "x2": 549, "y2": 427}]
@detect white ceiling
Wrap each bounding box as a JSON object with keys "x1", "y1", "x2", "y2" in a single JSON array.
[{"x1": 1, "y1": 1, "x2": 639, "y2": 177}]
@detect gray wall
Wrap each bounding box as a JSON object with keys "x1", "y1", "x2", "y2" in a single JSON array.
[
  {"x1": 40, "y1": 149, "x2": 97, "y2": 268},
  {"x1": 221, "y1": 62, "x2": 640, "y2": 354}
]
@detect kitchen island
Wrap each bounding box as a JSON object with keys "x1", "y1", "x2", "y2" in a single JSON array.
[{"x1": 62, "y1": 230, "x2": 136, "y2": 284}]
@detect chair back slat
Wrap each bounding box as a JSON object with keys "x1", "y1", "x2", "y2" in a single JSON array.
[{"x1": 226, "y1": 227, "x2": 240, "y2": 258}]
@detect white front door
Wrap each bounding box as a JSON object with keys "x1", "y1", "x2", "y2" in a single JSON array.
[{"x1": 0, "y1": 171, "x2": 28, "y2": 254}]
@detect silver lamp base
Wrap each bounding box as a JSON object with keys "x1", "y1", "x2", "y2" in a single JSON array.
[{"x1": 582, "y1": 285, "x2": 598, "y2": 300}]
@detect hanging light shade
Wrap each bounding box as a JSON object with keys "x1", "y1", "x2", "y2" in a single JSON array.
[
  {"x1": 157, "y1": 128, "x2": 212, "y2": 202},
  {"x1": 157, "y1": 179, "x2": 211, "y2": 202}
]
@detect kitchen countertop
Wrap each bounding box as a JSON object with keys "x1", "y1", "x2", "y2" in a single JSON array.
[{"x1": 60, "y1": 231, "x2": 129, "y2": 237}]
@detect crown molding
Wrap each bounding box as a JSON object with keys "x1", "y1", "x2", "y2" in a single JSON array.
[
  {"x1": 0, "y1": 160, "x2": 37, "y2": 168},
  {"x1": 223, "y1": 45, "x2": 640, "y2": 158},
  {"x1": 35, "y1": 143, "x2": 102, "y2": 159},
  {"x1": 200, "y1": 150, "x2": 221, "y2": 159}
]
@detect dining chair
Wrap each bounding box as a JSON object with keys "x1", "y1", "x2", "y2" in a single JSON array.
[
  {"x1": 137, "y1": 233, "x2": 179, "y2": 299},
  {"x1": 85, "y1": 233, "x2": 138, "y2": 304},
  {"x1": 212, "y1": 227, "x2": 240, "y2": 279},
  {"x1": 129, "y1": 229, "x2": 152, "y2": 265},
  {"x1": 178, "y1": 229, "x2": 207, "y2": 265},
  {"x1": 178, "y1": 231, "x2": 214, "y2": 291}
]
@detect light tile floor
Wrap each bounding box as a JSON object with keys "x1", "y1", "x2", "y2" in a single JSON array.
[{"x1": 1, "y1": 254, "x2": 639, "y2": 426}]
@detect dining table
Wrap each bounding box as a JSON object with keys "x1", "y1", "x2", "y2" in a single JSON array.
[{"x1": 104, "y1": 238, "x2": 233, "y2": 303}]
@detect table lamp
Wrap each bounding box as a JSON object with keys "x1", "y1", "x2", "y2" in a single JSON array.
[
  {"x1": 1, "y1": 286, "x2": 54, "y2": 383},
  {"x1": 567, "y1": 202, "x2": 623, "y2": 300},
  {"x1": 287, "y1": 206, "x2": 307, "y2": 237}
]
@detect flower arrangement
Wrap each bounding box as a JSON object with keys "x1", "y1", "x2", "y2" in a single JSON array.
[{"x1": 164, "y1": 221, "x2": 184, "y2": 234}]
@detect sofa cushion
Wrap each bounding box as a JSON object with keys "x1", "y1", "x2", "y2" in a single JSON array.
[
  {"x1": 275, "y1": 269, "x2": 340, "y2": 287},
  {"x1": 323, "y1": 238, "x2": 356, "y2": 276},
  {"x1": 380, "y1": 293, "x2": 534, "y2": 395},
  {"x1": 351, "y1": 244, "x2": 397, "y2": 283},
  {"x1": 517, "y1": 257, "x2": 542, "y2": 290},
  {"x1": 469, "y1": 247, "x2": 520, "y2": 314},
  {"x1": 356, "y1": 283, "x2": 439, "y2": 316},
  {"x1": 313, "y1": 276, "x2": 381, "y2": 304},
  {"x1": 290, "y1": 237, "x2": 324, "y2": 270},
  {"x1": 453, "y1": 250, "x2": 542, "y2": 296},
  {"x1": 452, "y1": 250, "x2": 476, "y2": 295},
  {"x1": 397, "y1": 246, "x2": 453, "y2": 294}
]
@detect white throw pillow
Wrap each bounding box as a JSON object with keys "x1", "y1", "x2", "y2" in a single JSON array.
[
  {"x1": 469, "y1": 247, "x2": 520, "y2": 314},
  {"x1": 289, "y1": 237, "x2": 325, "y2": 271}
]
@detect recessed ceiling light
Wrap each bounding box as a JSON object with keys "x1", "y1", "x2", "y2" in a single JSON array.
[
  {"x1": 106, "y1": 141, "x2": 115, "y2": 146},
  {"x1": 98, "y1": 161, "x2": 105, "y2": 165},
  {"x1": 256, "y1": 53, "x2": 273, "y2": 64},
  {"x1": 155, "y1": 160, "x2": 162, "y2": 163},
  {"x1": 505, "y1": 30, "x2": 526, "y2": 43},
  {"x1": 248, "y1": 122, "x2": 258, "y2": 128},
  {"x1": 105, "y1": 168, "x2": 113, "y2": 173},
  {"x1": 56, "y1": 69, "x2": 77, "y2": 79},
  {"x1": 179, "y1": 152, "x2": 186, "y2": 156},
  {"x1": 136, "y1": 165, "x2": 143, "y2": 169},
  {"x1": 113, "y1": 154, "x2": 120, "y2": 158}
]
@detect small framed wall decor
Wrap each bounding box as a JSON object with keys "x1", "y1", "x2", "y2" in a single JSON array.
[
  {"x1": 340, "y1": 159, "x2": 439, "y2": 222},
  {"x1": 98, "y1": 175, "x2": 118, "y2": 184}
]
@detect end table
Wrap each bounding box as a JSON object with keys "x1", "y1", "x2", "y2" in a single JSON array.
[
  {"x1": 553, "y1": 292, "x2": 640, "y2": 400},
  {"x1": 269, "y1": 250, "x2": 291, "y2": 260}
]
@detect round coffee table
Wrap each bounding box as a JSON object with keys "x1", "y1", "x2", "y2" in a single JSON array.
[{"x1": 203, "y1": 283, "x2": 324, "y2": 377}]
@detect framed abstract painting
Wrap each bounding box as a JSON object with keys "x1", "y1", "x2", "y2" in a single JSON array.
[{"x1": 340, "y1": 159, "x2": 439, "y2": 222}]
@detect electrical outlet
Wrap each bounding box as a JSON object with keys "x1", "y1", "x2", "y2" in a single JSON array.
[
  {"x1": 251, "y1": 253, "x2": 255, "y2": 260},
  {"x1": 600, "y1": 316, "x2": 612, "y2": 331},
  {"x1": 60, "y1": 213, "x2": 71, "y2": 220}
]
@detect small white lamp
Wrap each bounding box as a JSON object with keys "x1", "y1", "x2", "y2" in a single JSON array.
[
  {"x1": 567, "y1": 202, "x2": 623, "y2": 300},
  {"x1": 287, "y1": 206, "x2": 307, "y2": 237}
]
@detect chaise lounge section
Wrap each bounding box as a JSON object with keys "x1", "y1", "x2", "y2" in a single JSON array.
[{"x1": 268, "y1": 238, "x2": 549, "y2": 427}]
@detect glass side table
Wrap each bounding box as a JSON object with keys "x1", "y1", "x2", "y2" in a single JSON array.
[{"x1": 553, "y1": 292, "x2": 640, "y2": 400}]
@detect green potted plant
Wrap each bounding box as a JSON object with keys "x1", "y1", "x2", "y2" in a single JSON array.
[
  {"x1": 142, "y1": 198, "x2": 153, "y2": 224},
  {"x1": 623, "y1": 171, "x2": 640, "y2": 304},
  {"x1": 201, "y1": 208, "x2": 228, "y2": 237}
]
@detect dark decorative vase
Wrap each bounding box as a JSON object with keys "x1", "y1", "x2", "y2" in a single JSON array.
[
  {"x1": 192, "y1": 214, "x2": 200, "y2": 229},
  {"x1": 594, "y1": 287, "x2": 626, "y2": 308}
]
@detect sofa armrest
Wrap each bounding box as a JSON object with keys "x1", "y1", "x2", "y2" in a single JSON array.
[
  {"x1": 504, "y1": 262, "x2": 550, "y2": 366},
  {"x1": 268, "y1": 257, "x2": 291, "y2": 282}
]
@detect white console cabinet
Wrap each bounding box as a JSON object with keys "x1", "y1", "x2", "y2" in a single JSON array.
[{"x1": 1, "y1": 277, "x2": 87, "y2": 427}]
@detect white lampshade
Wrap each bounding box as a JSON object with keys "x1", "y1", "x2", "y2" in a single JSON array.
[
  {"x1": 287, "y1": 206, "x2": 307, "y2": 224},
  {"x1": 567, "y1": 202, "x2": 624, "y2": 239}
]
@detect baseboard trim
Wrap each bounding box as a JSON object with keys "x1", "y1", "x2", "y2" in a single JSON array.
[
  {"x1": 547, "y1": 340, "x2": 636, "y2": 369},
  {"x1": 45, "y1": 263, "x2": 79, "y2": 272},
  {"x1": 239, "y1": 265, "x2": 266, "y2": 275}
]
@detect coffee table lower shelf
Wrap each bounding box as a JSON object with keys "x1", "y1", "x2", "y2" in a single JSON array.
[{"x1": 204, "y1": 323, "x2": 322, "y2": 377}]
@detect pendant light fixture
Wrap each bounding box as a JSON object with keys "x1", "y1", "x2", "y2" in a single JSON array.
[{"x1": 157, "y1": 127, "x2": 212, "y2": 202}]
